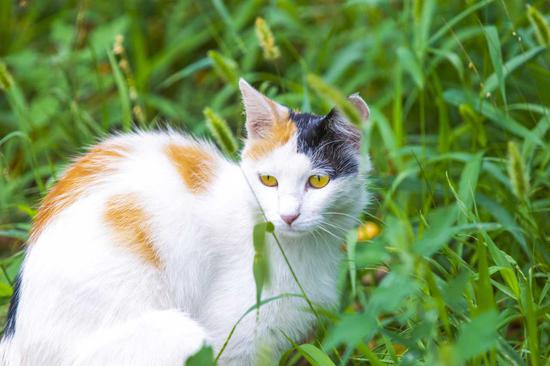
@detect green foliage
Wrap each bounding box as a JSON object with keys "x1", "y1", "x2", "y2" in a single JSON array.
[
  {"x1": 185, "y1": 345, "x2": 215, "y2": 366},
  {"x1": 307, "y1": 74, "x2": 362, "y2": 126},
  {"x1": 207, "y1": 50, "x2": 239, "y2": 87},
  {"x1": 507, "y1": 141, "x2": 530, "y2": 201},
  {"x1": 293, "y1": 343, "x2": 336, "y2": 366},
  {"x1": 203, "y1": 107, "x2": 239, "y2": 157},
  {"x1": 527, "y1": 4, "x2": 550, "y2": 46},
  {"x1": 455, "y1": 310, "x2": 499, "y2": 362},
  {"x1": 1, "y1": 0, "x2": 549, "y2": 364}
]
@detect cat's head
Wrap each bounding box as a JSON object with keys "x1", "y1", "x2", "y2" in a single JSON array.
[{"x1": 239, "y1": 79, "x2": 370, "y2": 239}]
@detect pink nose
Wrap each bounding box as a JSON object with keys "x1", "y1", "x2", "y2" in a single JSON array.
[{"x1": 281, "y1": 214, "x2": 300, "y2": 225}]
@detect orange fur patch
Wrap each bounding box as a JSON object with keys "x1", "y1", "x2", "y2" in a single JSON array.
[
  {"x1": 30, "y1": 142, "x2": 128, "y2": 243},
  {"x1": 104, "y1": 193, "x2": 161, "y2": 267},
  {"x1": 165, "y1": 144, "x2": 216, "y2": 193},
  {"x1": 244, "y1": 118, "x2": 296, "y2": 160}
]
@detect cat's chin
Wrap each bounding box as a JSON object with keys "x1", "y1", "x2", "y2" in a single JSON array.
[
  {"x1": 275, "y1": 225, "x2": 329, "y2": 240},
  {"x1": 274, "y1": 226, "x2": 310, "y2": 238}
]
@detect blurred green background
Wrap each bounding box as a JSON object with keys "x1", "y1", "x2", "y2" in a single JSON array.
[{"x1": 0, "y1": 0, "x2": 549, "y2": 365}]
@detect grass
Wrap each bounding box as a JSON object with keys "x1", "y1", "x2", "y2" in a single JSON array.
[{"x1": 1, "y1": 0, "x2": 549, "y2": 365}]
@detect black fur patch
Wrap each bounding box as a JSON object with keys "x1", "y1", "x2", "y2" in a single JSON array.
[
  {"x1": 3, "y1": 273, "x2": 21, "y2": 338},
  {"x1": 290, "y1": 110, "x2": 360, "y2": 177}
]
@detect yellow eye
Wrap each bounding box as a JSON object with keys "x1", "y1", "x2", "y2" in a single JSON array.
[
  {"x1": 308, "y1": 175, "x2": 330, "y2": 189},
  {"x1": 260, "y1": 175, "x2": 278, "y2": 187}
]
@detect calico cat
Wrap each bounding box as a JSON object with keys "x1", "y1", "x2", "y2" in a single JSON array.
[{"x1": 0, "y1": 79, "x2": 370, "y2": 365}]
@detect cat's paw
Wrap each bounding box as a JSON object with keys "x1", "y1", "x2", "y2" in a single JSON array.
[{"x1": 72, "y1": 309, "x2": 210, "y2": 366}]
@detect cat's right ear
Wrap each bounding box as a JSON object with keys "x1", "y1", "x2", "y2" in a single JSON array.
[{"x1": 239, "y1": 78, "x2": 288, "y2": 139}]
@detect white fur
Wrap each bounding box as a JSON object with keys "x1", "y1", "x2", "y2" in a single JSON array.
[
  {"x1": 0, "y1": 130, "x2": 368, "y2": 365},
  {"x1": 1, "y1": 86, "x2": 370, "y2": 365}
]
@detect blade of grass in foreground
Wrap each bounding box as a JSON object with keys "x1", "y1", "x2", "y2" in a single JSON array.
[
  {"x1": 215, "y1": 293, "x2": 302, "y2": 363},
  {"x1": 252, "y1": 221, "x2": 273, "y2": 311},
  {"x1": 346, "y1": 229, "x2": 358, "y2": 298},
  {"x1": 455, "y1": 310, "x2": 499, "y2": 363},
  {"x1": 282, "y1": 333, "x2": 336, "y2": 366},
  {"x1": 186, "y1": 345, "x2": 214, "y2": 366},
  {"x1": 521, "y1": 271, "x2": 540, "y2": 366}
]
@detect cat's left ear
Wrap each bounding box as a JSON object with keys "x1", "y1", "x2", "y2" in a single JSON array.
[
  {"x1": 348, "y1": 94, "x2": 370, "y2": 122},
  {"x1": 239, "y1": 78, "x2": 289, "y2": 139},
  {"x1": 324, "y1": 94, "x2": 369, "y2": 150},
  {"x1": 328, "y1": 94, "x2": 370, "y2": 124}
]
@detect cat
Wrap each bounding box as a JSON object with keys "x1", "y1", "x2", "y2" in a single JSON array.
[{"x1": 0, "y1": 79, "x2": 370, "y2": 366}]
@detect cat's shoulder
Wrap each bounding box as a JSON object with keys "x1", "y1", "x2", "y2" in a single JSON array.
[
  {"x1": 30, "y1": 130, "x2": 227, "y2": 241},
  {"x1": 96, "y1": 130, "x2": 229, "y2": 194}
]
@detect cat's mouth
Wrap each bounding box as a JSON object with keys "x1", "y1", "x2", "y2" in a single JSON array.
[
  {"x1": 275, "y1": 228, "x2": 309, "y2": 239},
  {"x1": 273, "y1": 221, "x2": 316, "y2": 237},
  {"x1": 266, "y1": 214, "x2": 326, "y2": 237}
]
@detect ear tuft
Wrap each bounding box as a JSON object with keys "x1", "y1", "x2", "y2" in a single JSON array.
[
  {"x1": 347, "y1": 93, "x2": 370, "y2": 122},
  {"x1": 239, "y1": 78, "x2": 288, "y2": 139}
]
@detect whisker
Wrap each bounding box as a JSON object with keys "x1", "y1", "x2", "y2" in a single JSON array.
[
  {"x1": 320, "y1": 221, "x2": 349, "y2": 234},
  {"x1": 317, "y1": 224, "x2": 343, "y2": 241},
  {"x1": 324, "y1": 211, "x2": 362, "y2": 224}
]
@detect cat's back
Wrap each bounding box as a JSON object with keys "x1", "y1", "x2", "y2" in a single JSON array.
[
  {"x1": 25, "y1": 130, "x2": 235, "y2": 272},
  {"x1": 31, "y1": 130, "x2": 229, "y2": 246},
  {"x1": 1, "y1": 131, "x2": 235, "y2": 364}
]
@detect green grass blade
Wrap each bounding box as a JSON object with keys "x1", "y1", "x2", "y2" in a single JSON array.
[
  {"x1": 482, "y1": 46, "x2": 546, "y2": 95},
  {"x1": 483, "y1": 26, "x2": 506, "y2": 104},
  {"x1": 397, "y1": 47, "x2": 424, "y2": 89},
  {"x1": 444, "y1": 89, "x2": 544, "y2": 146},
  {"x1": 346, "y1": 229, "x2": 358, "y2": 298},
  {"x1": 107, "y1": 50, "x2": 132, "y2": 131},
  {"x1": 428, "y1": 0, "x2": 494, "y2": 44},
  {"x1": 294, "y1": 344, "x2": 336, "y2": 366}
]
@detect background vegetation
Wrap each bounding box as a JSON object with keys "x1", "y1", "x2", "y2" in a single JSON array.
[{"x1": 0, "y1": 0, "x2": 549, "y2": 365}]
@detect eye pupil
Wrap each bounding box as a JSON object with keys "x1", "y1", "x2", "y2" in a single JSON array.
[
  {"x1": 260, "y1": 174, "x2": 278, "y2": 187},
  {"x1": 308, "y1": 174, "x2": 330, "y2": 188}
]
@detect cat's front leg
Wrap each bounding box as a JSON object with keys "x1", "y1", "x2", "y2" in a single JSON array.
[{"x1": 71, "y1": 309, "x2": 209, "y2": 366}]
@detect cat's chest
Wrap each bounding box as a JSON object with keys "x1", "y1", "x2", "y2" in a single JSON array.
[
  {"x1": 164, "y1": 218, "x2": 342, "y2": 346},
  {"x1": 201, "y1": 244, "x2": 341, "y2": 353},
  {"x1": 269, "y1": 256, "x2": 341, "y2": 315}
]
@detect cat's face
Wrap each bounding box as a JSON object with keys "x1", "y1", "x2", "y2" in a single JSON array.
[{"x1": 239, "y1": 80, "x2": 370, "y2": 239}]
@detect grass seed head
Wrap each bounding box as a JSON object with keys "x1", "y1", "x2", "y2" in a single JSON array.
[
  {"x1": 255, "y1": 17, "x2": 280, "y2": 61},
  {"x1": 204, "y1": 107, "x2": 238, "y2": 157},
  {"x1": 507, "y1": 141, "x2": 530, "y2": 201},
  {"x1": 207, "y1": 50, "x2": 239, "y2": 86},
  {"x1": 0, "y1": 63, "x2": 13, "y2": 91}
]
